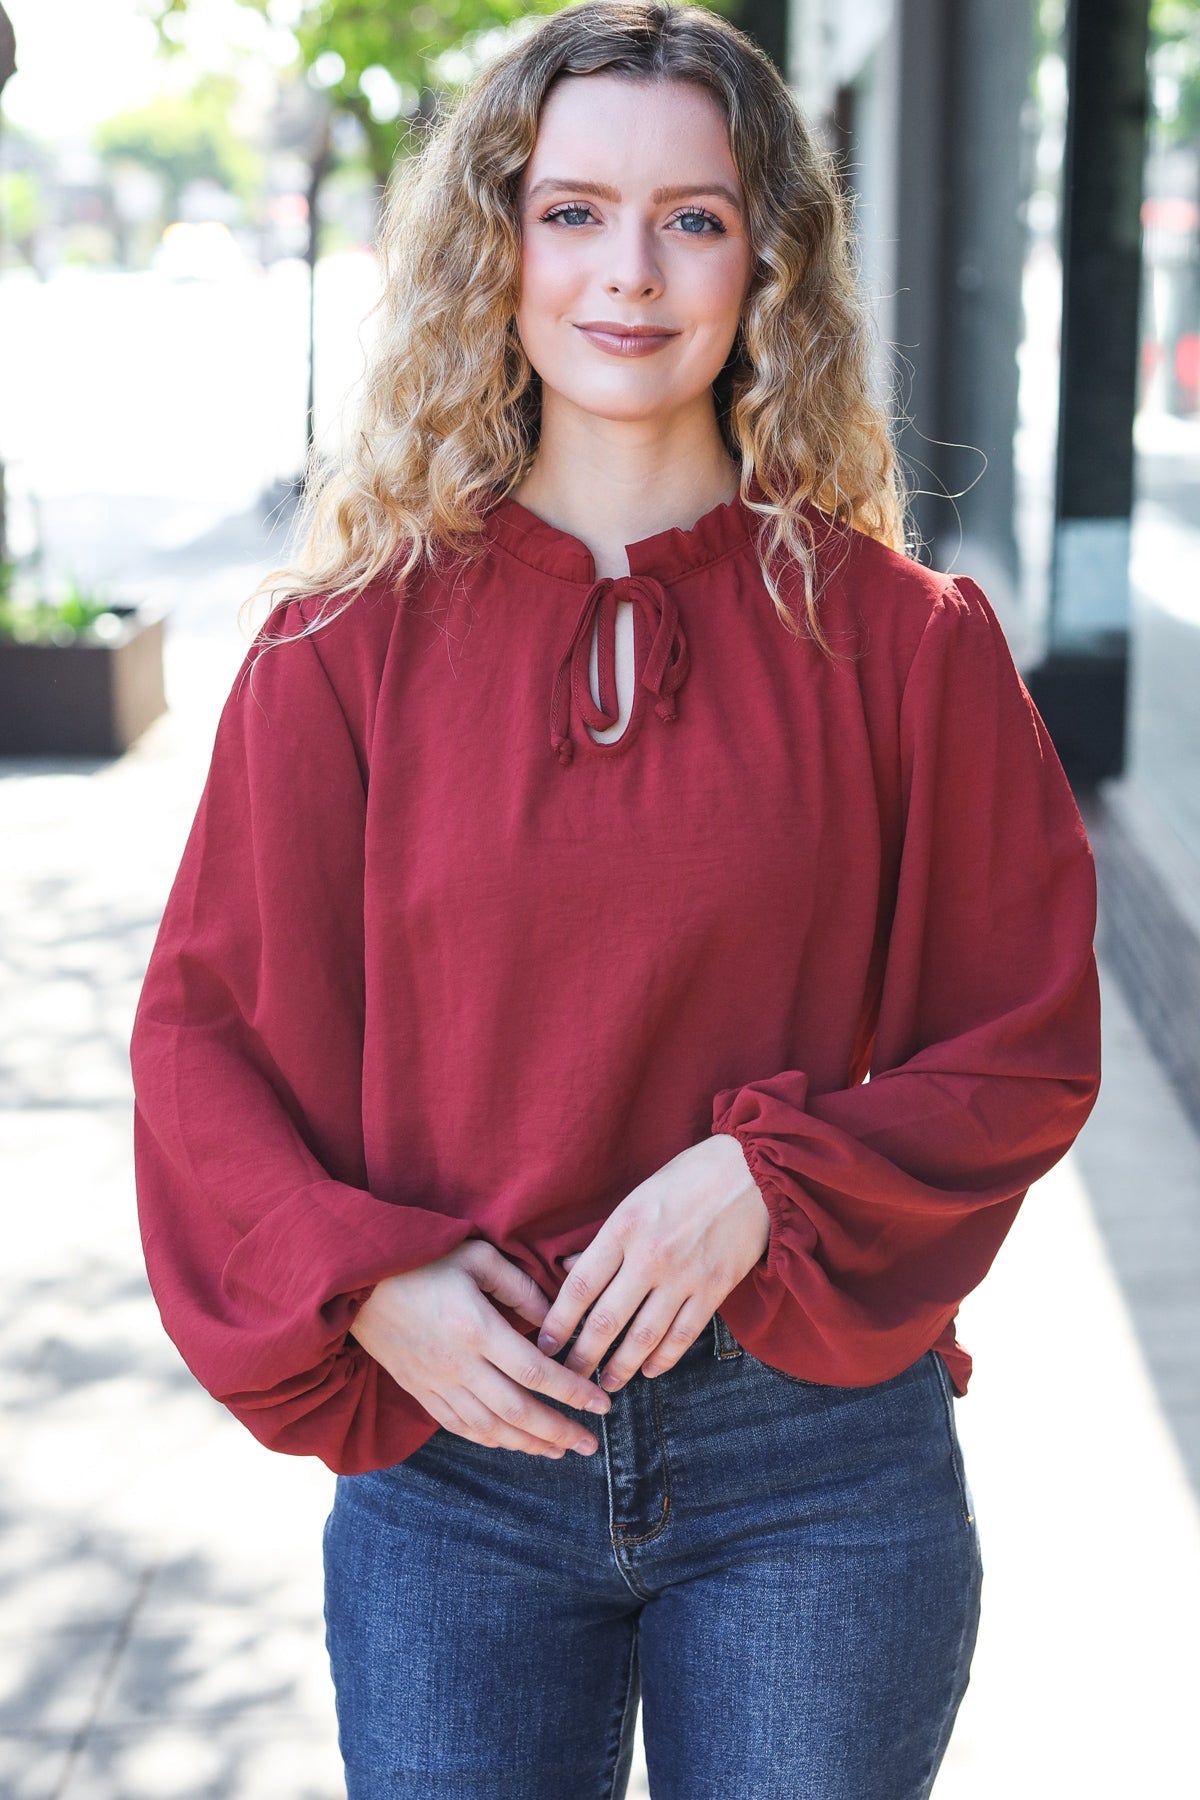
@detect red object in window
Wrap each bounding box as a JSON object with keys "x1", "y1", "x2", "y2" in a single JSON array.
[{"x1": 1175, "y1": 333, "x2": 1200, "y2": 399}]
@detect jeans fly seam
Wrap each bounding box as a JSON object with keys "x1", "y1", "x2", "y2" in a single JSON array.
[
  {"x1": 613, "y1": 1378, "x2": 673, "y2": 1545},
  {"x1": 601, "y1": 1410, "x2": 654, "y2": 1598},
  {"x1": 613, "y1": 1491, "x2": 671, "y2": 1545}
]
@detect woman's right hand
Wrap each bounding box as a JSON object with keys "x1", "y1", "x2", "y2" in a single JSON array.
[{"x1": 346, "y1": 1237, "x2": 611, "y2": 1458}]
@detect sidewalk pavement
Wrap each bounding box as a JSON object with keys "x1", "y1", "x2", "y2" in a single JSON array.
[{"x1": 2, "y1": 500, "x2": 1199, "y2": 1799}]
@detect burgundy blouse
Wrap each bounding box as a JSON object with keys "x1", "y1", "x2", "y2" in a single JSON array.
[{"x1": 130, "y1": 483, "x2": 1102, "y2": 1474}]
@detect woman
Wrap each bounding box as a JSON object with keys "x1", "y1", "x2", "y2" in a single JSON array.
[{"x1": 130, "y1": 3, "x2": 1102, "y2": 1795}]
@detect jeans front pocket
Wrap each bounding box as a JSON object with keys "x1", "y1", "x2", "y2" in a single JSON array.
[
  {"x1": 744, "y1": 1353, "x2": 827, "y2": 1388},
  {"x1": 726, "y1": 1326, "x2": 833, "y2": 1389}
]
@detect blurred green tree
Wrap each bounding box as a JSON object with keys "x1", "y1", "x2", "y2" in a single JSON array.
[
  {"x1": 95, "y1": 74, "x2": 262, "y2": 217},
  {"x1": 145, "y1": 0, "x2": 565, "y2": 195},
  {"x1": 148, "y1": 1, "x2": 741, "y2": 189},
  {"x1": 0, "y1": 165, "x2": 41, "y2": 256},
  {"x1": 1151, "y1": 0, "x2": 1200, "y2": 143}
]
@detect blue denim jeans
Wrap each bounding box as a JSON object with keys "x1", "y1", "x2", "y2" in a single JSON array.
[{"x1": 323, "y1": 1311, "x2": 983, "y2": 1799}]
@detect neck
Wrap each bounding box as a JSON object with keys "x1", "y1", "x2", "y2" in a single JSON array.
[{"x1": 511, "y1": 394, "x2": 740, "y2": 577}]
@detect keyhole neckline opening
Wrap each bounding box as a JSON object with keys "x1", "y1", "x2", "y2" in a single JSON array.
[
  {"x1": 580, "y1": 592, "x2": 648, "y2": 758},
  {"x1": 548, "y1": 573, "x2": 688, "y2": 766}
]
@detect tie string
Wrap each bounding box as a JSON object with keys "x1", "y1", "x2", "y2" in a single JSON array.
[{"x1": 548, "y1": 574, "x2": 690, "y2": 767}]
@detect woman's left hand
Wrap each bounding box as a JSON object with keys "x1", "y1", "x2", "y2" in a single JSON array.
[{"x1": 537, "y1": 1133, "x2": 771, "y2": 1389}]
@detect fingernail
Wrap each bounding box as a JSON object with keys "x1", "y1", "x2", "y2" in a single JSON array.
[
  {"x1": 585, "y1": 1394, "x2": 610, "y2": 1413},
  {"x1": 600, "y1": 1370, "x2": 621, "y2": 1389},
  {"x1": 538, "y1": 1332, "x2": 558, "y2": 1352}
]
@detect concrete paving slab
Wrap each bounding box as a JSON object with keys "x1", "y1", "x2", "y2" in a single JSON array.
[
  {"x1": 0, "y1": 1734, "x2": 76, "y2": 1800},
  {"x1": 0, "y1": 1521, "x2": 141, "y2": 1637},
  {"x1": 0, "y1": 1628, "x2": 120, "y2": 1738},
  {"x1": 54, "y1": 1720, "x2": 346, "y2": 1800},
  {"x1": 91, "y1": 1616, "x2": 335, "y2": 1729},
  {"x1": 931, "y1": 967, "x2": 1200, "y2": 1799}
]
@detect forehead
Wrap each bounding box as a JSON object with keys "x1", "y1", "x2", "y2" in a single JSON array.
[{"x1": 522, "y1": 73, "x2": 737, "y2": 179}]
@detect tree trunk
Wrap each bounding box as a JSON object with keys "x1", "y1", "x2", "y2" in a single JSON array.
[{"x1": 0, "y1": 6, "x2": 16, "y2": 93}]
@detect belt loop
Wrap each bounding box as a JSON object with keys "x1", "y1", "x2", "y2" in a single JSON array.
[{"x1": 711, "y1": 1311, "x2": 743, "y2": 1359}]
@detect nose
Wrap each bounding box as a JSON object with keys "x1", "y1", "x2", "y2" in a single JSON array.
[{"x1": 604, "y1": 219, "x2": 665, "y2": 301}]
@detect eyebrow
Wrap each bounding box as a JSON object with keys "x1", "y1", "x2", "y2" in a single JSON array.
[{"x1": 524, "y1": 177, "x2": 744, "y2": 218}]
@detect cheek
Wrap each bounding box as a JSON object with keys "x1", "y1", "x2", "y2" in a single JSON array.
[
  {"x1": 518, "y1": 234, "x2": 580, "y2": 322},
  {"x1": 684, "y1": 251, "x2": 752, "y2": 327}
]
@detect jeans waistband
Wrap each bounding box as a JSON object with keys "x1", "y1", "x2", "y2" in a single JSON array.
[{"x1": 558, "y1": 1309, "x2": 743, "y2": 1362}]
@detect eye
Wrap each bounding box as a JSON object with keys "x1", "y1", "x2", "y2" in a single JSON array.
[
  {"x1": 669, "y1": 208, "x2": 727, "y2": 236},
  {"x1": 540, "y1": 204, "x2": 596, "y2": 227},
  {"x1": 538, "y1": 203, "x2": 729, "y2": 236}
]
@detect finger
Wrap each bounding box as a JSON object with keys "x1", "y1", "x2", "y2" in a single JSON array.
[
  {"x1": 486, "y1": 1320, "x2": 613, "y2": 1420},
  {"x1": 600, "y1": 1295, "x2": 713, "y2": 1389},
  {"x1": 422, "y1": 1388, "x2": 568, "y2": 1459},
  {"x1": 443, "y1": 1389, "x2": 570, "y2": 1459},
  {"x1": 560, "y1": 1266, "x2": 654, "y2": 1379},
  {"x1": 461, "y1": 1239, "x2": 554, "y2": 1329},
  {"x1": 537, "y1": 1240, "x2": 625, "y2": 1355},
  {"x1": 419, "y1": 1392, "x2": 478, "y2": 1440},
  {"x1": 463, "y1": 1364, "x2": 603, "y2": 1456}
]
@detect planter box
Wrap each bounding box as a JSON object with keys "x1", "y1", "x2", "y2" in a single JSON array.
[{"x1": 0, "y1": 605, "x2": 167, "y2": 756}]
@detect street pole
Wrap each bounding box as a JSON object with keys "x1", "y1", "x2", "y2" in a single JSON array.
[
  {"x1": 0, "y1": 2, "x2": 16, "y2": 569},
  {"x1": 1024, "y1": 0, "x2": 1153, "y2": 786},
  {"x1": 731, "y1": 0, "x2": 788, "y2": 76}
]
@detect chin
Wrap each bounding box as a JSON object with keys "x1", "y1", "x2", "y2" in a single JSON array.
[
  {"x1": 573, "y1": 394, "x2": 678, "y2": 424},
  {"x1": 546, "y1": 376, "x2": 720, "y2": 426}
]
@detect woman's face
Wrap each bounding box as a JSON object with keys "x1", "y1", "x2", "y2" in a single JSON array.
[{"x1": 515, "y1": 73, "x2": 754, "y2": 431}]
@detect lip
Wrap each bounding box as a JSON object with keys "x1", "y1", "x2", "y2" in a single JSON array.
[{"x1": 575, "y1": 321, "x2": 681, "y2": 356}]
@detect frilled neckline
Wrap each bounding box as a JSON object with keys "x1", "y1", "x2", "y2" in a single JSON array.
[{"x1": 483, "y1": 473, "x2": 767, "y2": 584}]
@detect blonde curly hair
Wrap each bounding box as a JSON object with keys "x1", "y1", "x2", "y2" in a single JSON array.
[{"x1": 248, "y1": 0, "x2": 913, "y2": 655}]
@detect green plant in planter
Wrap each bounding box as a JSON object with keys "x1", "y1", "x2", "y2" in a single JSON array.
[
  {"x1": 0, "y1": 573, "x2": 127, "y2": 646},
  {"x1": 0, "y1": 563, "x2": 166, "y2": 756}
]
